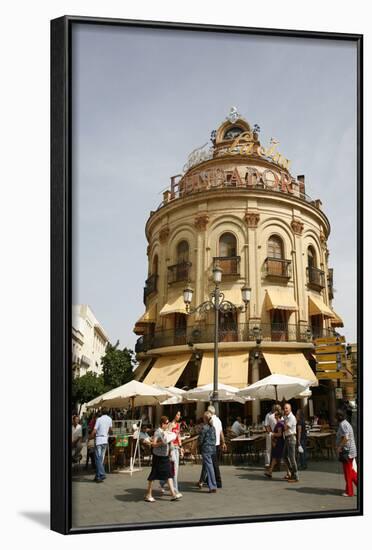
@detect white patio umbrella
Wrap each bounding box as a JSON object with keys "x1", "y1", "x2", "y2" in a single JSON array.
[
  {"x1": 86, "y1": 380, "x2": 173, "y2": 411},
  {"x1": 184, "y1": 383, "x2": 246, "y2": 404},
  {"x1": 156, "y1": 386, "x2": 187, "y2": 405},
  {"x1": 237, "y1": 374, "x2": 313, "y2": 402}
]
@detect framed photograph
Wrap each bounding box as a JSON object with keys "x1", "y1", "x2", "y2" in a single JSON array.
[{"x1": 51, "y1": 16, "x2": 363, "y2": 534}]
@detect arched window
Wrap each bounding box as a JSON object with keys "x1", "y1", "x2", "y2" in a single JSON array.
[
  {"x1": 219, "y1": 232, "x2": 237, "y2": 257},
  {"x1": 152, "y1": 254, "x2": 158, "y2": 275},
  {"x1": 177, "y1": 240, "x2": 189, "y2": 263},
  {"x1": 223, "y1": 126, "x2": 244, "y2": 140},
  {"x1": 307, "y1": 246, "x2": 316, "y2": 268},
  {"x1": 268, "y1": 235, "x2": 284, "y2": 259}
]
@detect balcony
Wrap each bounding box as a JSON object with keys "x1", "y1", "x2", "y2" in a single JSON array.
[
  {"x1": 328, "y1": 268, "x2": 334, "y2": 300},
  {"x1": 264, "y1": 257, "x2": 291, "y2": 280},
  {"x1": 306, "y1": 266, "x2": 325, "y2": 291},
  {"x1": 135, "y1": 322, "x2": 313, "y2": 352},
  {"x1": 213, "y1": 256, "x2": 240, "y2": 277},
  {"x1": 168, "y1": 261, "x2": 192, "y2": 284},
  {"x1": 143, "y1": 274, "x2": 158, "y2": 303}
]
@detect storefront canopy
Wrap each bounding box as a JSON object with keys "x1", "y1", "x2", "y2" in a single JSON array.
[
  {"x1": 159, "y1": 294, "x2": 187, "y2": 316},
  {"x1": 219, "y1": 287, "x2": 244, "y2": 307},
  {"x1": 143, "y1": 353, "x2": 192, "y2": 387},
  {"x1": 308, "y1": 294, "x2": 335, "y2": 318},
  {"x1": 262, "y1": 351, "x2": 318, "y2": 385},
  {"x1": 265, "y1": 287, "x2": 298, "y2": 311},
  {"x1": 197, "y1": 351, "x2": 249, "y2": 388},
  {"x1": 133, "y1": 358, "x2": 153, "y2": 382}
]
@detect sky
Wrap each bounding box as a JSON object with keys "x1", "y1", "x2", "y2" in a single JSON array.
[{"x1": 71, "y1": 24, "x2": 357, "y2": 349}]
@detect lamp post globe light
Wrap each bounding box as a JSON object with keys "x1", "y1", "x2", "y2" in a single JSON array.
[{"x1": 183, "y1": 272, "x2": 251, "y2": 416}]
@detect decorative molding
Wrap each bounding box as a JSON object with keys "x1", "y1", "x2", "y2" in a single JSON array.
[
  {"x1": 244, "y1": 210, "x2": 260, "y2": 228},
  {"x1": 194, "y1": 213, "x2": 209, "y2": 231},
  {"x1": 159, "y1": 226, "x2": 170, "y2": 243},
  {"x1": 291, "y1": 218, "x2": 304, "y2": 235}
]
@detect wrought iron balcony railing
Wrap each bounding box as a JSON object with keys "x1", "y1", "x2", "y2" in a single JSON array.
[
  {"x1": 168, "y1": 261, "x2": 192, "y2": 284},
  {"x1": 135, "y1": 322, "x2": 318, "y2": 352},
  {"x1": 213, "y1": 256, "x2": 240, "y2": 276},
  {"x1": 264, "y1": 257, "x2": 291, "y2": 279},
  {"x1": 306, "y1": 266, "x2": 325, "y2": 291},
  {"x1": 327, "y1": 268, "x2": 334, "y2": 300},
  {"x1": 143, "y1": 274, "x2": 158, "y2": 303}
]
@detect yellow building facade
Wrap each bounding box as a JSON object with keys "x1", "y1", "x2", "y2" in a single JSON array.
[{"x1": 133, "y1": 109, "x2": 344, "y2": 422}]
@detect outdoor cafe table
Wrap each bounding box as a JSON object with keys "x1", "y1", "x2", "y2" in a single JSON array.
[
  {"x1": 307, "y1": 431, "x2": 335, "y2": 459},
  {"x1": 230, "y1": 434, "x2": 265, "y2": 464}
]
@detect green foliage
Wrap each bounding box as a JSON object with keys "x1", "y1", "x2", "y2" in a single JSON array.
[
  {"x1": 71, "y1": 371, "x2": 106, "y2": 410},
  {"x1": 101, "y1": 341, "x2": 136, "y2": 390}
]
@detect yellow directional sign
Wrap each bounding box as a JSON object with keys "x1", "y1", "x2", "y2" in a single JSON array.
[
  {"x1": 317, "y1": 371, "x2": 347, "y2": 380},
  {"x1": 314, "y1": 336, "x2": 345, "y2": 345},
  {"x1": 316, "y1": 353, "x2": 341, "y2": 363},
  {"x1": 315, "y1": 345, "x2": 345, "y2": 354},
  {"x1": 316, "y1": 362, "x2": 339, "y2": 370}
]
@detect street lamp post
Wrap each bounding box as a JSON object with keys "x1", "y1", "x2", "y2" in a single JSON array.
[{"x1": 183, "y1": 267, "x2": 251, "y2": 416}]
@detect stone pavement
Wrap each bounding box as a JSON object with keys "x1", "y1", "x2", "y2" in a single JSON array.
[{"x1": 72, "y1": 460, "x2": 358, "y2": 528}]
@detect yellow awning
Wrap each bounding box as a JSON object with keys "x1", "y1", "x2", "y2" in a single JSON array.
[
  {"x1": 263, "y1": 351, "x2": 318, "y2": 385},
  {"x1": 265, "y1": 287, "x2": 298, "y2": 311},
  {"x1": 308, "y1": 294, "x2": 335, "y2": 318},
  {"x1": 133, "y1": 358, "x2": 153, "y2": 381},
  {"x1": 197, "y1": 352, "x2": 249, "y2": 388},
  {"x1": 159, "y1": 294, "x2": 187, "y2": 316},
  {"x1": 143, "y1": 353, "x2": 192, "y2": 386},
  {"x1": 135, "y1": 302, "x2": 157, "y2": 324},
  {"x1": 220, "y1": 287, "x2": 244, "y2": 307},
  {"x1": 330, "y1": 310, "x2": 344, "y2": 327}
]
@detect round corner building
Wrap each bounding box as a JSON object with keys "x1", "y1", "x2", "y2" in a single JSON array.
[{"x1": 133, "y1": 107, "x2": 347, "y2": 423}]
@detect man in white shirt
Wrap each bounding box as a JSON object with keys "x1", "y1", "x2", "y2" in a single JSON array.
[
  {"x1": 231, "y1": 416, "x2": 245, "y2": 436},
  {"x1": 72, "y1": 415, "x2": 83, "y2": 463},
  {"x1": 264, "y1": 405, "x2": 279, "y2": 467},
  {"x1": 91, "y1": 408, "x2": 113, "y2": 482},
  {"x1": 198, "y1": 405, "x2": 226, "y2": 489},
  {"x1": 283, "y1": 403, "x2": 299, "y2": 482}
]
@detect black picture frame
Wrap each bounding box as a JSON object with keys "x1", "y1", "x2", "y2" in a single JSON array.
[{"x1": 51, "y1": 15, "x2": 363, "y2": 535}]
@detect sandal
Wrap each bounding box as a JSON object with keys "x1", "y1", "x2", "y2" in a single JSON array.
[
  {"x1": 264, "y1": 472, "x2": 272, "y2": 478},
  {"x1": 144, "y1": 496, "x2": 156, "y2": 502},
  {"x1": 283, "y1": 475, "x2": 291, "y2": 480}
]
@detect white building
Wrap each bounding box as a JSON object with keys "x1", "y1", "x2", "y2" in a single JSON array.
[{"x1": 72, "y1": 305, "x2": 109, "y2": 377}]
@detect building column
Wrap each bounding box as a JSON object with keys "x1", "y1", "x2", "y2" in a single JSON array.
[{"x1": 251, "y1": 354, "x2": 260, "y2": 423}]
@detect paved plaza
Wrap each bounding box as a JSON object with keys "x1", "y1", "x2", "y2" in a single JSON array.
[{"x1": 72, "y1": 460, "x2": 358, "y2": 528}]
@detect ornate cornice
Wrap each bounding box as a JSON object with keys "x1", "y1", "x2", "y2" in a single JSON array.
[
  {"x1": 194, "y1": 213, "x2": 209, "y2": 231},
  {"x1": 159, "y1": 226, "x2": 170, "y2": 243},
  {"x1": 244, "y1": 210, "x2": 260, "y2": 228},
  {"x1": 291, "y1": 218, "x2": 304, "y2": 235}
]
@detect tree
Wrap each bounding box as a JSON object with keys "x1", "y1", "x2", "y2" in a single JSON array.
[
  {"x1": 71, "y1": 372, "x2": 106, "y2": 413},
  {"x1": 101, "y1": 341, "x2": 136, "y2": 390}
]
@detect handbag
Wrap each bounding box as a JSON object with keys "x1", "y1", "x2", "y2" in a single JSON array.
[{"x1": 338, "y1": 448, "x2": 349, "y2": 463}]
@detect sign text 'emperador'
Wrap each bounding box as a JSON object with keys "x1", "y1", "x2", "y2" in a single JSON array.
[{"x1": 164, "y1": 166, "x2": 304, "y2": 204}]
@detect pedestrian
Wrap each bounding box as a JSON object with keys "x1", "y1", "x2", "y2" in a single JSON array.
[
  {"x1": 336, "y1": 409, "x2": 358, "y2": 497},
  {"x1": 199, "y1": 411, "x2": 218, "y2": 493},
  {"x1": 264, "y1": 409, "x2": 284, "y2": 478},
  {"x1": 264, "y1": 404, "x2": 281, "y2": 467},
  {"x1": 160, "y1": 410, "x2": 183, "y2": 496},
  {"x1": 197, "y1": 405, "x2": 226, "y2": 489},
  {"x1": 72, "y1": 415, "x2": 83, "y2": 463},
  {"x1": 144, "y1": 416, "x2": 182, "y2": 502},
  {"x1": 283, "y1": 402, "x2": 299, "y2": 483},
  {"x1": 90, "y1": 407, "x2": 112, "y2": 482},
  {"x1": 231, "y1": 416, "x2": 246, "y2": 436},
  {"x1": 296, "y1": 409, "x2": 307, "y2": 470}
]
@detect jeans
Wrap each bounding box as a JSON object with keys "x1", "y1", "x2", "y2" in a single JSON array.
[
  {"x1": 283, "y1": 435, "x2": 299, "y2": 480},
  {"x1": 200, "y1": 446, "x2": 222, "y2": 487},
  {"x1": 160, "y1": 446, "x2": 180, "y2": 492},
  {"x1": 298, "y1": 438, "x2": 307, "y2": 469},
  {"x1": 202, "y1": 452, "x2": 217, "y2": 490},
  {"x1": 95, "y1": 443, "x2": 107, "y2": 480}
]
